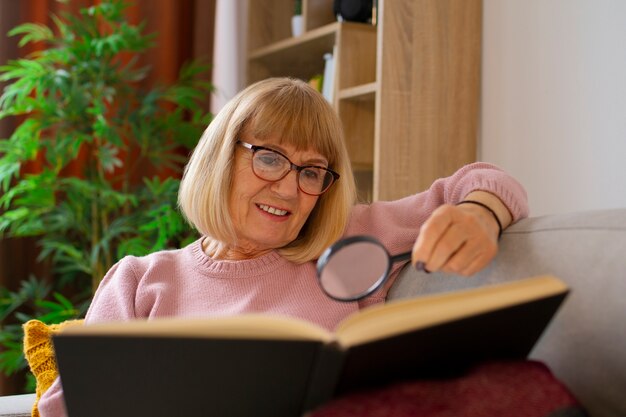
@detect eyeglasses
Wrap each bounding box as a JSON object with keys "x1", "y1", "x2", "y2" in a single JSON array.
[{"x1": 237, "y1": 140, "x2": 340, "y2": 196}]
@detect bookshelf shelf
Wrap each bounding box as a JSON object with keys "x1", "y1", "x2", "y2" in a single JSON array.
[
  {"x1": 248, "y1": 22, "x2": 338, "y2": 60},
  {"x1": 338, "y1": 82, "x2": 377, "y2": 101}
]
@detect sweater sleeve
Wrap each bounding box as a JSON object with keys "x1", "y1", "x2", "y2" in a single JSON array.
[
  {"x1": 347, "y1": 162, "x2": 528, "y2": 255},
  {"x1": 348, "y1": 162, "x2": 529, "y2": 308},
  {"x1": 37, "y1": 377, "x2": 66, "y2": 417},
  {"x1": 83, "y1": 256, "x2": 141, "y2": 324},
  {"x1": 37, "y1": 257, "x2": 141, "y2": 417}
]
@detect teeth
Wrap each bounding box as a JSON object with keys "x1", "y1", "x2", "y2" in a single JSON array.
[{"x1": 259, "y1": 204, "x2": 288, "y2": 216}]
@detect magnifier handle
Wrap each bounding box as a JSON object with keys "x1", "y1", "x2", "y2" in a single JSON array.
[
  {"x1": 389, "y1": 251, "x2": 412, "y2": 264},
  {"x1": 389, "y1": 251, "x2": 429, "y2": 272}
]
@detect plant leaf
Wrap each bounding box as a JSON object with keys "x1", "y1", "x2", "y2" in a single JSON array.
[{"x1": 8, "y1": 23, "x2": 54, "y2": 47}]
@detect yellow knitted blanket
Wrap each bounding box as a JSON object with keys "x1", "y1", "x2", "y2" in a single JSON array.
[{"x1": 23, "y1": 319, "x2": 83, "y2": 417}]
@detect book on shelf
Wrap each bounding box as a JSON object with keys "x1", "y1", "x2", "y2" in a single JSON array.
[
  {"x1": 53, "y1": 274, "x2": 568, "y2": 417},
  {"x1": 321, "y1": 45, "x2": 338, "y2": 103}
]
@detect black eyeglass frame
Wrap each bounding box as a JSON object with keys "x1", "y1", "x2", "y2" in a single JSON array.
[{"x1": 237, "y1": 140, "x2": 340, "y2": 196}]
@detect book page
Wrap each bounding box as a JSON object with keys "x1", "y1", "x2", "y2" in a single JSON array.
[
  {"x1": 60, "y1": 314, "x2": 334, "y2": 343},
  {"x1": 334, "y1": 275, "x2": 568, "y2": 347}
]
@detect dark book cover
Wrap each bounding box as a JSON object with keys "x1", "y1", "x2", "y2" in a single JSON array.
[
  {"x1": 332, "y1": 292, "x2": 568, "y2": 396},
  {"x1": 54, "y1": 336, "x2": 323, "y2": 417}
]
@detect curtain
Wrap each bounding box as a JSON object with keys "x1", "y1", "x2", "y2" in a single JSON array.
[{"x1": 0, "y1": 0, "x2": 216, "y2": 395}]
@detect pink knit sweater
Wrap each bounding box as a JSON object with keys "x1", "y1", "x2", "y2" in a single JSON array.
[{"x1": 38, "y1": 162, "x2": 528, "y2": 417}]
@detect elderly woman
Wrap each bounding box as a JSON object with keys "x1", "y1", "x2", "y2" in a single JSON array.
[{"x1": 39, "y1": 78, "x2": 529, "y2": 416}]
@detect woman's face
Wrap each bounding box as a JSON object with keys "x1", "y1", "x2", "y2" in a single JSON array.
[{"x1": 228, "y1": 134, "x2": 326, "y2": 257}]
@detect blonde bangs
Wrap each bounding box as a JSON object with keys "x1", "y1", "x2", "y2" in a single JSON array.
[{"x1": 246, "y1": 84, "x2": 340, "y2": 170}]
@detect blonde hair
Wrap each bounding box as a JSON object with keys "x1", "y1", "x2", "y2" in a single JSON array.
[{"x1": 178, "y1": 78, "x2": 357, "y2": 263}]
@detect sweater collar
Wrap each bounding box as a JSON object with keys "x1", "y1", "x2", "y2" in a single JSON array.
[{"x1": 189, "y1": 238, "x2": 290, "y2": 278}]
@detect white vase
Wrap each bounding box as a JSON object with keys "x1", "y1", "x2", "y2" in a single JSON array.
[{"x1": 291, "y1": 15, "x2": 303, "y2": 37}]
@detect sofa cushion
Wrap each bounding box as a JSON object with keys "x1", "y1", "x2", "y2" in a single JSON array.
[
  {"x1": 388, "y1": 208, "x2": 626, "y2": 417},
  {"x1": 309, "y1": 360, "x2": 587, "y2": 417}
]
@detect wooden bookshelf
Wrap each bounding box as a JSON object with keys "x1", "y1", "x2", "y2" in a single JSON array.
[{"x1": 247, "y1": 0, "x2": 482, "y2": 202}]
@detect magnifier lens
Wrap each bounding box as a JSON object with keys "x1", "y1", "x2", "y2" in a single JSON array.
[{"x1": 319, "y1": 240, "x2": 391, "y2": 300}]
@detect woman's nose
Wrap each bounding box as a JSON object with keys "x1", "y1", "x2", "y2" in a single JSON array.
[{"x1": 270, "y1": 169, "x2": 300, "y2": 197}]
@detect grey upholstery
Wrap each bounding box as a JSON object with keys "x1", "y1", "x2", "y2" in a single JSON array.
[{"x1": 389, "y1": 208, "x2": 626, "y2": 417}]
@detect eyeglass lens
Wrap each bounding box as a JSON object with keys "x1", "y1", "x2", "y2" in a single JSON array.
[{"x1": 252, "y1": 149, "x2": 334, "y2": 195}]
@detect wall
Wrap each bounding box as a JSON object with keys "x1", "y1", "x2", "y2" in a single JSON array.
[{"x1": 481, "y1": 0, "x2": 626, "y2": 216}]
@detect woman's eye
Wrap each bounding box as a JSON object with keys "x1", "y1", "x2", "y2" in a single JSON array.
[
  {"x1": 302, "y1": 168, "x2": 321, "y2": 181},
  {"x1": 257, "y1": 152, "x2": 282, "y2": 166}
]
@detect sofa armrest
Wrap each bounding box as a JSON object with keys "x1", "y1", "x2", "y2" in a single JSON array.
[
  {"x1": 0, "y1": 393, "x2": 36, "y2": 417},
  {"x1": 388, "y1": 208, "x2": 626, "y2": 417}
]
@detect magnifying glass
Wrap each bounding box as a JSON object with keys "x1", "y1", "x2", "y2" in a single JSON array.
[{"x1": 316, "y1": 235, "x2": 416, "y2": 302}]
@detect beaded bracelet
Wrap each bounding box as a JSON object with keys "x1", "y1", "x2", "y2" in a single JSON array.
[{"x1": 456, "y1": 200, "x2": 503, "y2": 239}]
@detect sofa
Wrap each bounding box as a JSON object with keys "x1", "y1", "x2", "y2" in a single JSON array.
[{"x1": 0, "y1": 208, "x2": 624, "y2": 417}]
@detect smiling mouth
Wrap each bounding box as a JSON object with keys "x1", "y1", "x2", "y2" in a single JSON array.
[{"x1": 257, "y1": 204, "x2": 290, "y2": 216}]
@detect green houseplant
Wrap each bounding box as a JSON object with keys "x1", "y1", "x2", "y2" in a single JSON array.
[{"x1": 0, "y1": 0, "x2": 211, "y2": 389}]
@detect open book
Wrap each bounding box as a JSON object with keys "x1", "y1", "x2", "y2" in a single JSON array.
[{"x1": 53, "y1": 275, "x2": 568, "y2": 417}]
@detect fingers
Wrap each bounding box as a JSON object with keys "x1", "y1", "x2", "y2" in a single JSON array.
[
  {"x1": 423, "y1": 222, "x2": 467, "y2": 271},
  {"x1": 412, "y1": 204, "x2": 498, "y2": 276},
  {"x1": 412, "y1": 205, "x2": 454, "y2": 266},
  {"x1": 441, "y1": 238, "x2": 496, "y2": 276}
]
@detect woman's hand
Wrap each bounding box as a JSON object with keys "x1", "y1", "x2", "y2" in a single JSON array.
[{"x1": 411, "y1": 191, "x2": 513, "y2": 276}]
